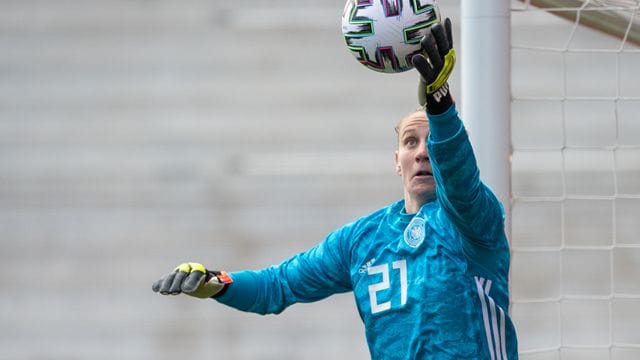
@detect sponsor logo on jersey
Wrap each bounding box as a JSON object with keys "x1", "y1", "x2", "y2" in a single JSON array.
[
  {"x1": 403, "y1": 216, "x2": 425, "y2": 248},
  {"x1": 358, "y1": 258, "x2": 377, "y2": 274}
]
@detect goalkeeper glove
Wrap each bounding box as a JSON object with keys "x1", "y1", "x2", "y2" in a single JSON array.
[
  {"x1": 152, "y1": 262, "x2": 233, "y2": 299},
  {"x1": 413, "y1": 18, "x2": 456, "y2": 114}
]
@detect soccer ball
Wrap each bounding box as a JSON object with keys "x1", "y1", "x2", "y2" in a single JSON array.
[{"x1": 341, "y1": 0, "x2": 441, "y2": 74}]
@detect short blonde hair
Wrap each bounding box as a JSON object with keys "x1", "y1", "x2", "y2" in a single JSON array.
[{"x1": 395, "y1": 107, "x2": 427, "y2": 144}]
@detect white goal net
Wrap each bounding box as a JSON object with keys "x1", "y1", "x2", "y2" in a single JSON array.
[{"x1": 509, "y1": 0, "x2": 640, "y2": 359}]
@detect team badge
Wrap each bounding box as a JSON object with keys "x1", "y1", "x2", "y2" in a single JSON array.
[{"x1": 404, "y1": 216, "x2": 426, "y2": 248}]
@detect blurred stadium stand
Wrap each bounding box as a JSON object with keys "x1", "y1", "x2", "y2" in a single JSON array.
[{"x1": 0, "y1": 0, "x2": 463, "y2": 359}]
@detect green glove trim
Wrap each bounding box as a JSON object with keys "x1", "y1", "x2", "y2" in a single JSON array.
[
  {"x1": 426, "y1": 49, "x2": 456, "y2": 94},
  {"x1": 175, "y1": 263, "x2": 192, "y2": 273}
]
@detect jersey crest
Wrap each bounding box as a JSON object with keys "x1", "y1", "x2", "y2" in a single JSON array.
[{"x1": 403, "y1": 216, "x2": 425, "y2": 248}]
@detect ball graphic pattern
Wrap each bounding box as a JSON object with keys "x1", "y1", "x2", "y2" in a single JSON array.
[{"x1": 341, "y1": 0, "x2": 440, "y2": 73}]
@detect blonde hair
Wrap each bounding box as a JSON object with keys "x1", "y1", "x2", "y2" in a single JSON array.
[{"x1": 395, "y1": 107, "x2": 427, "y2": 144}]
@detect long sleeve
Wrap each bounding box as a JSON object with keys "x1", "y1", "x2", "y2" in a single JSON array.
[
  {"x1": 214, "y1": 226, "x2": 353, "y2": 314},
  {"x1": 426, "y1": 104, "x2": 506, "y2": 249}
]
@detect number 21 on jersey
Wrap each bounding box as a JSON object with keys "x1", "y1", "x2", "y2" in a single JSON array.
[{"x1": 367, "y1": 259, "x2": 407, "y2": 314}]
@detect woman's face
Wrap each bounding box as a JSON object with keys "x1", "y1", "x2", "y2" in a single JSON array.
[{"x1": 395, "y1": 112, "x2": 436, "y2": 210}]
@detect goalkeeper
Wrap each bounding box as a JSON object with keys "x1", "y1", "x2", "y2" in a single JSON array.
[{"x1": 153, "y1": 18, "x2": 518, "y2": 359}]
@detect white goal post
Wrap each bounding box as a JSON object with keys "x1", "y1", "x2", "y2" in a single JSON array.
[{"x1": 460, "y1": 0, "x2": 512, "y2": 237}]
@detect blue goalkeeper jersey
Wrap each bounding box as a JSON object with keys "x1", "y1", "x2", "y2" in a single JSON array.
[{"x1": 216, "y1": 105, "x2": 518, "y2": 359}]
